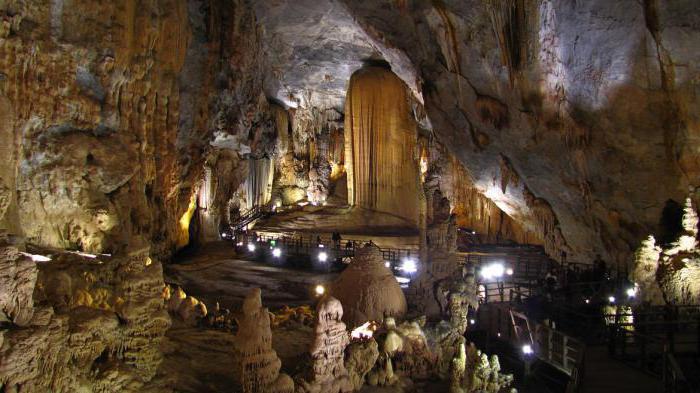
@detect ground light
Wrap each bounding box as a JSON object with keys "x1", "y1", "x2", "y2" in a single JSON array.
[
  {"x1": 522, "y1": 344, "x2": 533, "y2": 355},
  {"x1": 314, "y1": 284, "x2": 325, "y2": 296},
  {"x1": 318, "y1": 251, "x2": 328, "y2": 262},
  {"x1": 272, "y1": 248, "x2": 281, "y2": 258},
  {"x1": 247, "y1": 243, "x2": 256, "y2": 252}
]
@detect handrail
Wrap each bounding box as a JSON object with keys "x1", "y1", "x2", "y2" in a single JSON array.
[{"x1": 479, "y1": 303, "x2": 586, "y2": 391}]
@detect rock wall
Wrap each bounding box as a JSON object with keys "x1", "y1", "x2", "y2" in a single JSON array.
[
  {"x1": 0, "y1": 0, "x2": 273, "y2": 255},
  {"x1": 425, "y1": 141, "x2": 542, "y2": 245},
  {"x1": 341, "y1": 0, "x2": 700, "y2": 266},
  {"x1": 345, "y1": 66, "x2": 420, "y2": 225}
]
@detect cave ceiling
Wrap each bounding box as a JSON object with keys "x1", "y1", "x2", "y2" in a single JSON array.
[{"x1": 253, "y1": 0, "x2": 421, "y2": 111}]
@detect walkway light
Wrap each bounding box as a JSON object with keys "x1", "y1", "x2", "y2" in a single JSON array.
[
  {"x1": 247, "y1": 243, "x2": 256, "y2": 252},
  {"x1": 522, "y1": 344, "x2": 533, "y2": 355},
  {"x1": 318, "y1": 251, "x2": 328, "y2": 262},
  {"x1": 400, "y1": 258, "x2": 418, "y2": 274},
  {"x1": 272, "y1": 248, "x2": 281, "y2": 258},
  {"x1": 480, "y1": 263, "x2": 505, "y2": 280},
  {"x1": 315, "y1": 284, "x2": 325, "y2": 296}
]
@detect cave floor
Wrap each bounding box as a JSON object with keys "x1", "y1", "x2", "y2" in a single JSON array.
[
  {"x1": 160, "y1": 242, "x2": 445, "y2": 392},
  {"x1": 255, "y1": 205, "x2": 420, "y2": 240},
  {"x1": 165, "y1": 241, "x2": 338, "y2": 311}
]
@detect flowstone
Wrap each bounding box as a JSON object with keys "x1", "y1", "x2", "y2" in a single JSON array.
[
  {"x1": 232, "y1": 288, "x2": 294, "y2": 393},
  {"x1": 295, "y1": 296, "x2": 353, "y2": 393}
]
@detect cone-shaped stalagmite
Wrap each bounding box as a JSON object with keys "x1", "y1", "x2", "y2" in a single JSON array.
[{"x1": 344, "y1": 66, "x2": 419, "y2": 225}]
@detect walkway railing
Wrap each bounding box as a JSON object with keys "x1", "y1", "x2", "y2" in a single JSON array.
[
  {"x1": 480, "y1": 303, "x2": 586, "y2": 392},
  {"x1": 606, "y1": 305, "x2": 700, "y2": 392}
]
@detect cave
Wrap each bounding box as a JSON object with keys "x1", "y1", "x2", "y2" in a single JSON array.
[{"x1": 1, "y1": 1, "x2": 699, "y2": 392}]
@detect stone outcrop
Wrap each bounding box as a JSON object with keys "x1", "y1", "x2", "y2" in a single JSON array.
[{"x1": 331, "y1": 244, "x2": 408, "y2": 327}]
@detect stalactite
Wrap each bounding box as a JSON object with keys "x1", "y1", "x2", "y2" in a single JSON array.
[
  {"x1": 271, "y1": 104, "x2": 290, "y2": 155},
  {"x1": 486, "y1": 0, "x2": 529, "y2": 86},
  {"x1": 245, "y1": 157, "x2": 274, "y2": 210},
  {"x1": 344, "y1": 66, "x2": 420, "y2": 224}
]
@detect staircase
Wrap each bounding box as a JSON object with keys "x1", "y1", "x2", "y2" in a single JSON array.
[{"x1": 231, "y1": 205, "x2": 269, "y2": 232}]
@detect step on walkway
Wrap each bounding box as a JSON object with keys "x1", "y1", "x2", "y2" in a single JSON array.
[{"x1": 579, "y1": 346, "x2": 663, "y2": 393}]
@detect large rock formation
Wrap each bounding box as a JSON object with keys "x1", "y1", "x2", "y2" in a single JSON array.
[
  {"x1": 0, "y1": 238, "x2": 170, "y2": 391},
  {"x1": 232, "y1": 288, "x2": 294, "y2": 393},
  {"x1": 338, "y1": 0, "x2": 700, "y2": 266},
  {"x1": 0, "y1": 0, "x2": 274, "y2": 255},
  {"x1": 632, "y1": 197, "x2": 700, "y2": 305},
  {"x1": 344, "y1": 66, "x2": 420, "y2": 225},
  {"x1": 331, "y1": 244, "x2": 408, "y2": 327},
  {"x1": 295, "y1": 296, "x2": 353, "y2": 393}
]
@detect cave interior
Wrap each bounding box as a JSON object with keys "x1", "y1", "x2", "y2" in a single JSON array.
[{"x1": 0, "y1": 1, "x2": 699, "y2": 392}]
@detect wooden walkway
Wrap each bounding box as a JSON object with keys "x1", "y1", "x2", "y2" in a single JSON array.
[{"x1": 579, "y1": 346, "x2": 663, "y2": 393}]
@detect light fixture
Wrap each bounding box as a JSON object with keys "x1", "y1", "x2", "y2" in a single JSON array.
[
  {"x1": 626, "y1": 285, "x2": 638, "y2": 298},
  {"x1": 272, "y1": 248, "x2": 281, "y2": 258},
  {"x1": 506, "y1": 268, "x2": 514, "y2": 276},
  {"x1": 497, "y1": 332, "x2": 501, "y2": 337},
  {"x1": 315, "y1": 284, "x2": 325, "y2": 296},
  {"x1": 385, "y1": 261, "x2": 391, "y2": 268},
  {"x1": 318, "y1": 251, "x2": 328, "y2": 262},
  {"x1": 236, "y1": 242, "x2": 243, "y2": 246},
  {"x1": 480, "y1": 263, "x2": 505, "y2": 280},
  {"x1": 247, "y1": 243, "x2": 256, "y2": 252},
  {"x1": 319, "y1": 244, "x2": 325, "y2": 248},
  {"x1": 608, "y1": 296, "x2": 616, "y2": 304},
  {"x1": 275, "y1": 200, "x2": 282, "y2": 208},
  {"x1": 20, "y1": 252, "x2": 52, "y2": 262},
  {"x1": 400, "y1": 258, "x2": 418, "y2": 274},
  {"x1": 470, "y1": 319, "x2": 476, "y2": 325},
  {"x1": 585, "y1": 299, "x2": 590, "y2": 304},
  {"x1": 221, "y1": 233, "x2": 228, "y2": 238},
  {"x1": 522, "y1": 344, "x2": 533, "y2": 355}
]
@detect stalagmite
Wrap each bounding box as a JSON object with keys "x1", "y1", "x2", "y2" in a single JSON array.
[
  {"x1": 295, "y1": 296, "x2": 353, "y2": 393},
  {"x1": 232, "y1": 288, "x2": 294, "y2": 393},
  {"x1": 630, "y1": 236, "x2": 664, "y2": 305},
  {"x1": 344, "y1": 66, "x2": 419, "y2": 224},
  {"x1": 331, "y1": 244, "x2": 407, "y2": 327}
]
